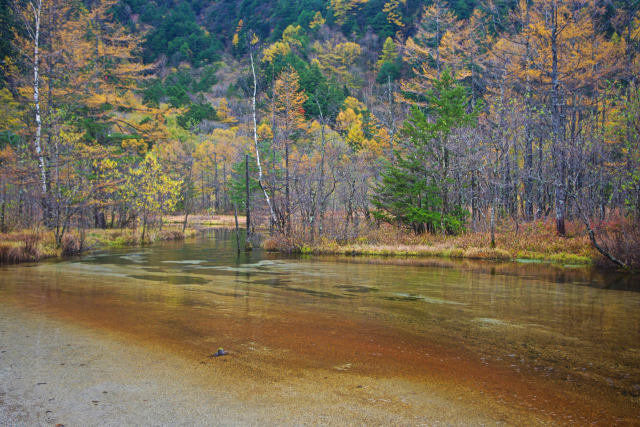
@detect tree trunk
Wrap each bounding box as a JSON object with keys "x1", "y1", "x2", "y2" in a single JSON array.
[
  {"x1": 30, "y1": 0, "x2": 49, "y2": 223},
  {"x1": 94, "y1": 209, "x2": 106, "y2": 229},
  {"x1": 523, "y1": 0, "x2": 534, "y2": 222},
  {"x1": 245, "y1": 153, "x2": 252, "y2": 250},
  {"x1": 1, "y1": 181, "x2": 6, "y2": 233},
  {"x1": 233, "y1": 202, "x2": 240, "y2": 255},
  {"x1": 471, "y1": 171, "x2": 477, "y2": 232},
  {"x1": 214, "y1": 152, "x2": 219, "y2": 213},
  {"x1": 318, "y1": 119, "x2": 326, "y2": 237},
  {"x1": 200, "y1": 169, "x2": 204, "y2": 210},
  {"x1": 182, "y1": 160, "x2": 193, "y2": 233},
  {"x1": 285, "y1": 143, "x2": 290, "y2": 235},
  {"x1": 141, "y1": 207, "x2": 147, "y2": 243},
  {"x1": 524, "y1": 132, "x2": 534, "y2": 221},
  {"x1": 222, "y1": 161, "x2": 227, "y2": 212},
  {"x1": 440, "y1": 136, "x2": 448, "y2": 233},
  {"x1": 550, "y1": 0, "x2": 566, "y2": 236},
  {"x1": 490, "y1": 171, "x2": 497, "y2": 249},
  {"x1": 249, "y1": 46, "x2": 278, "y2": 229},
  {"x1": 182, "y1": 205, "x2": 189, "y2": 233},
  {"x1": 387, "y1": 74, "x2": 396, "y2": 155}
]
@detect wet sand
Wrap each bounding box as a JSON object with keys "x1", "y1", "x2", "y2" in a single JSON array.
[
  {"x1": 1, "y1": 277, "x2": 638, "y2": 426},
  {"x1": 1, "y1": 304, "x2": 519, "y2": 426},
  {"x1": 2, "y1": 298, "x2": 637, "y2": 426}
]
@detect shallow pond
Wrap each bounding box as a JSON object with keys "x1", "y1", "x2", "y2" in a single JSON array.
[{"x1": 1, "y1": 229, "x2": 639, "y2": 424}]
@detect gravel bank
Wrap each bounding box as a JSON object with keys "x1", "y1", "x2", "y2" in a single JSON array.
[{"x1": 0, "y1": 304, "x2": 506, "y2": 426}]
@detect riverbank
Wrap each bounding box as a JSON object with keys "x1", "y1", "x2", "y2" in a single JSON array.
[
  {"x1": 0, "y1": 227, "x2": 197, "y2": 265},
  {"x1": 163, "y1": 214, "x2": 245, "y2": 228},
  {"x1": 0, "y1": 216, "x2": 626, "y2": 269},
  {"x1": 0, "y1": 215, "x2": 246, "y2": 266},
  {"x1": 264, "y1": 220, "x2": 598, "y2": 266}
]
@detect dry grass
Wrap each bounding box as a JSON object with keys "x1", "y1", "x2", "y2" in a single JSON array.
[
  {"x1": 163, "y1": 214, "x2": 243, "y2": 228},
  {"x1": 0, "y1": 231, "x2": 57, "y2": 264},
  {"x1": 61, "y1": 233, "x2": 81, "y2": 255},
  {"x1": 155, "y1": 229, "x2": 186, "y2": 241},
  {"x1": 0, "y1": 225, "x2": 196, "y2": 265},
  {"x1": 263, "y1": 219, "x2": 596, "y2": 265},
  {"x1": 83, "y1": 226, "x2": 196, "y2": 247}
]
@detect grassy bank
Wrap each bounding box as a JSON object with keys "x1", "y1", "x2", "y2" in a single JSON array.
[
  {"x1": 264, "y1": 220, "x2": 596, "y2": 265},
  {"x1": 0, "y1": 226, "x2": 197, "y2": 265},
  {"x1": 163, "y1": 214, "x2": 245, "y2": 228},
  {"x1": 0, "y1": 216, "x2": 608, "y2": 267},
  {"x1": 0, "y1": 214, "x2": 249, "y2": 265}
]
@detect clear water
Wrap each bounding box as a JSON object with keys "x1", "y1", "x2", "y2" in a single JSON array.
[{"x1": 1, "y1": 229, "x2": 638, "y2": 423}]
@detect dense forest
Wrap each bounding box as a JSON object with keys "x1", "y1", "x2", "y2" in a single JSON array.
[{"x1": 0, "y1": 0, "x2": 639, "y2": 267}]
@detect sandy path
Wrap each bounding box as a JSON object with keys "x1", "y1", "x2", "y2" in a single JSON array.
[{"x1": 0, "y1": 304, "x2": 513, "y2": 426}]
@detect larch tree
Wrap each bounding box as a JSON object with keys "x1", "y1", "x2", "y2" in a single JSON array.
[
  {"x1": 272, "y1": 66, "x2": 308, "y2": 234},
  {"x1": 496, "y1": 0, "x2": 624, "y2": 235},
  {"x1": 123, "y1": 152, "x2": 180, "y2": 242},
  {"x1": 383, "y1": 0, "x2": 406, "y2": 29},
  {"x1": 331, "y1": 0, "x2": 368, "y2": 26},
  {"x1": 312, "y1": 39, "x2": 362, "y2": 88},
  {"x1": 409, "y1": 1, "x2": 460, "y2": 77},
  {"x1": 401, "y1": 1, "x2": 462, "y2": 103}
]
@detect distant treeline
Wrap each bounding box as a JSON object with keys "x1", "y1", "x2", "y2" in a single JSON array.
[{"x1": 0, "y1": 0, "x2": 638, "y2": 267}]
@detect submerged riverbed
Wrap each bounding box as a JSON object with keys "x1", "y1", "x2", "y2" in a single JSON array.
[{"x1": 1, "y1": 229, "x2": 639, "y2": 425}]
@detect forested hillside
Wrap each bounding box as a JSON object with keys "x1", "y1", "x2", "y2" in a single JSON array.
[{"x1": 1, "y1": 0, "x2": 639, "y2": 268}]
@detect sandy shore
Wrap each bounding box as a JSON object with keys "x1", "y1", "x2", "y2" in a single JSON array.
[{"x1": 0, "y1": 303, "x2": 516, "y2": 426}]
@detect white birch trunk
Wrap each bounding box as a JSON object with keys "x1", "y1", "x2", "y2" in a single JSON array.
[
  {"x1": 249, "y1": 47, "x2": 278, "y2": 226},
  {"x1": 31, "y1": 0, "x2": 47, "y2": 196}
]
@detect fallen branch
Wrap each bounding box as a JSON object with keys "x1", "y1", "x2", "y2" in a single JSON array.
[
  {"x1": 572, "y1": 193, "x2": 627, "y2": 269},
  {"x1": 582, "y1": 218, "x2": 627, "y2": 269}
]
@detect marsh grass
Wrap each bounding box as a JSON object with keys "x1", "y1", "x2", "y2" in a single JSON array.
[
  {"x1": 0, "y1": 213, "x2": 232, "y2": 265},
  {"x1": 0, "y1": 231, "x2": 56, "y2": 264},
  {"x1": 163, "y1": 215, "x2": 243, "y2": 228},
  {"x1": 264, "y1": 219, "x2": 596, "y2": 265},
  {"x1": 0, "y1": 226, "x2": 195, "y2": 265}
]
